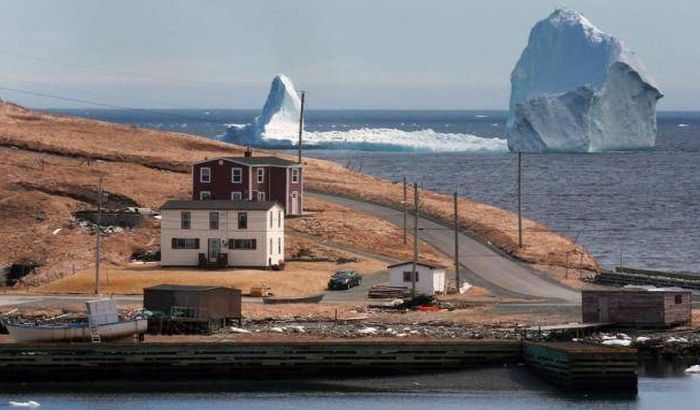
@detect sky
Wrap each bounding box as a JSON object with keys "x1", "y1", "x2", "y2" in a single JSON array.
[{"x1": 0, "y1": 0, "x2": 698, "y2": 110}]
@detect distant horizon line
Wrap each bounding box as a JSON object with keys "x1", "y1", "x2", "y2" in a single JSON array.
[{"x1": 34, "y1": 107, "x2": 700, "y2": 114}]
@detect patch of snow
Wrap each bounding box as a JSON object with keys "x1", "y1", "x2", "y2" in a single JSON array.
[
  {"x1": 51, "y1": 228, "x2": 62, "y2": 235},
  {"x1": 459, "y1": 282, "x2": 472, "y2": 294},
  {"x1": 358, "y1": 327, "x2": 378, "y2": 335},
  {"x1": 602, "y1": 339, "x2": 631, "y2": 347},
  {"x1": 270, "y1": 327, "x2": 285, "y2": 333},
  {"x1": 685, "y1": 365, "x2": 700, "y2": 374},
  {"x1": 635, "y1": 336, "x2": 651, "y2": 343},
  {"x1": 288, "y1": 325, "x2": 305, "y2": 333},
  {"x1": 229, "y1": 327, "x2": 250, "y2": 334}
]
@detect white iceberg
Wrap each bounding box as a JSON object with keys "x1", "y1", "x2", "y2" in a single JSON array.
[
  {"x1": 9, "y1": 402, "x2": 40, "y2": 408},
  {"x1": 685, "y1": 365, "x2": 700, "y2": 374},
  {"x1": 506, "y1": 8, "x2": 662, "y2": 153},
  {"x1": 219, "y1": 74, "x2": 508, "y2": 153}
]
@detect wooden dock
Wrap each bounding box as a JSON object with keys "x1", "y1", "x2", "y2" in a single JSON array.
[
  {"x1": 523, "y1": 342, "x2": 638, "y2": 393},
  {"x1": 0, "y1": 339, "x2": 639, "y2": 394},
  {"x1": 0, "y1": 340, "x2": 521, "y2": 383}
]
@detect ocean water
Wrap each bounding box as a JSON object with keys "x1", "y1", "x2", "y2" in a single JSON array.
[{"x1": 48, "y1": 109, "x2": 700, "y2": 273}]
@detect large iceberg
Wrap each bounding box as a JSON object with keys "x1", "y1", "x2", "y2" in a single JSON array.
[
  {"x1": 220, "y1": 74, "x2": 301, "y2": 146},
  {"x1": 506, "y1": 9, "x2": 663, "y2": 153},
  {"x1": 220, "y1": 74, "x2": 508, "y2": 152}
]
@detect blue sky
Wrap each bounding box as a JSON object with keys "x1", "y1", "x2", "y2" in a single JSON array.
[{"x1": 0, "y1": 0, "x2": 697, "y2": 109}]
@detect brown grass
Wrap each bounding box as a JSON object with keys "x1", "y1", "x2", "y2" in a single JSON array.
[
  {"x1": 33, "y1": 259, "x2": 387, "y2": 296},
  {"x1": 0, "y1": 101, "x2": 597, "y2": 291}
]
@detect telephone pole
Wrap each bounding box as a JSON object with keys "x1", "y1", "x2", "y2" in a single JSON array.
[
  {"x1": 454, "y1": 191, "x2": 461, "y2": 289},
  {"x1": 297, "y1": 91, "x2": 305, "y2": 165},
  {"x1": 517, "y1": 151, "x2": 523, "y2": 248},
  {"x1": 95, "y1": 177, "x2": 103, "y2": 295},
  {"x1": 403, "y1": 176, "x2": 407, "y2": 244},
  {"x1": 411, "y1": 182, "x2": 419, "y2": 299}
]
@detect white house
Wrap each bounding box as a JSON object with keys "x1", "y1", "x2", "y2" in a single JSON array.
[
  {"x1": 160, "y1": 200, "x2": 284, "y2": 268},
  {"x1": 387, "y1": 261, "x2": 446, "y2": 296}
]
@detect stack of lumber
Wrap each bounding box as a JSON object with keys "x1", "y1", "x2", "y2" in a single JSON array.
[{"x1": 368, "y1": 285, "x2": 410, "y2": 299}]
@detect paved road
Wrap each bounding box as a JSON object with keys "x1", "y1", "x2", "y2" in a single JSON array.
[{"x1": 309, "y1": 192, "x2": 580, "y2": 303}]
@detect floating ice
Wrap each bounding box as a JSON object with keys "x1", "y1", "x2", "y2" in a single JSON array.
[
  {"x1": 602, "y1": 339, "x2": 631, "y2": 347},
  {"x1": 506, "y1": 9, "x2": 662, "y2": 153},
  {"x1": 9, "y1": 402, "x2": 40, "y2": 408},
  {"x1": 219, "y1": 74, "x2": 507, "y2": 153},
  {"x1": 685, "y1": 365, "x2": 700, "y2": 374}
]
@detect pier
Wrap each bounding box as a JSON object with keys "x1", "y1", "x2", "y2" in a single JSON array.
[{"x1": 0, "y1": 339, "x2": 638, "y2": 394}]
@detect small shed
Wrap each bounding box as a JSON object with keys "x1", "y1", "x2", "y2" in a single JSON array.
[
  {"x1": 144, "y1": 284, "x2": 242, "y2": 330},
  {"x1": 582, "y1": 288, "x2": 692, "y2": 327},
  {"x1": 387, "y1": 261, "x2": 446, "y2": 296}
]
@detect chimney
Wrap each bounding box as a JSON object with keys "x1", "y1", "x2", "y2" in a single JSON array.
[{"x1": 244, "y1": 146, "x2": 253, "y2": 157}]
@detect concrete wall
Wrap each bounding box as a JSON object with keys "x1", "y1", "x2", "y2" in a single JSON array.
[
  {"x1": 160, "y1": 204, "x2": 284, "y2": 267},
  {"x1": 389, "y1": 265, "x2": 445, "y2": 296}
]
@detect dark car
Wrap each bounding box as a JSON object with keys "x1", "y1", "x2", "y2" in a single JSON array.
[{"x1": 328, "y1": 270, "x2": 362, "y2": 290}]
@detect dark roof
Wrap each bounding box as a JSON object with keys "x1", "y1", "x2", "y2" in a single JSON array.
[
  {"x1": 387, "y1": 261, "x2": 447, "y2": 270},
  {"x1": 160, "y1": 200, "x2": 280, "y2": 211},
  {"x1": 223, "y1": 156, "x2": 299, "y2": 166},
  {"x1": 145, "y1": 284, "x2": 230, "y2": 292}
]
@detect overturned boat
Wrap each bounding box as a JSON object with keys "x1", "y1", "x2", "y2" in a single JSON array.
[{"x1": 2, "y1": 299, "x2": 147, "y2": 343}]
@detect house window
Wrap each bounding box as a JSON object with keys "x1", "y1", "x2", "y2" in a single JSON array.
[
  {"x1": 238, "y1": 212, "x2": 247, "y2": 229},
  {"x1": 171, "y1": 238, "x2": 199, "y2": 249},
  {"x1": 200, "y1": 191, "x2": 211, "y2": 200},
  {"x1": 291, "y1": 168, "x2": 300, "y2": 183},
  {"x1": 278, "y1": 210, "x2": 282, "y2": 228},
  {"x1": 278, "y1": 237, "x2": 281, "y2": 254},
  {"x1": 228, "y1": 239, "x2": 256, "y2": 250},
  {"x1": 270, "y1": 211, "x2": 273, "y2": 228},
  {"x1": 256, "y1": 168, "x2": 264, "y2": 183},
  {"x1": 200, "y1": 167, "x2": 211, "y2": 183},
  {"x1": 232, "y1": 168, "x2": 242, "y2": 183},
  {"x1": 403, "y1": 271, "x2": 419, "y2": 282},
  {"x1": 270, "y1": 238, "x2": 273, "y2": 253},
  {"x1": 675, "y1": 294, "x2": 683, "y2": 304},
  {"x1": 231, "y1": 191, "x2": 242, "y2": 201},
  {"x1": 257, "y1": 191, "x2": 266, "y2": 201},
  {"x1": 180, "y1": 212, "x2": 191, "y2": 229},
  {"x1": 209, "y1": 212, "x2": 219, "y2": 230}
]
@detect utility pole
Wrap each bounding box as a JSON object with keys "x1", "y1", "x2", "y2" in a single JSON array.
[
  {"x1": 95, "y1": 177, "x2": 103, "y2": 295},
  {"x1": 403, "y1": 176, "x2": 407, "y2": 244},
  {"x1": 411, "y1": 182, "x2": 419, "y2": 299},
  {"x1": 454, "y1": 191, "x2": 461, "y2": 289},
  {"x1": 297, "y1": 91, "x2": 305, "y2": 165},
  {"x1": 517, "y1": 151, "x2": 523, "y2": 248}
]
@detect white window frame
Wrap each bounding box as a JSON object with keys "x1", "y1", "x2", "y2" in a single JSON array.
[
  {"x1": 291, "y1": 168, "x2": 300, "y2": 183},
  {"x1": 256, "y1": 168, "x2": 265, "y2": 183},
  {"x1": 231, "y1": 167, "x2": 242, "y2": 183},
  {"x1": 231, "y1": 191, "x2": 242, "y2": 201},
  {"x1": 200, "y1": 191, "x2": 211, "y2": 200},
  {"x1": 257, "y1": 191, "x2": 266, "y2": 201},
  {"x1": 200, "y1": 167, "x2": 211, "y2": 183}
]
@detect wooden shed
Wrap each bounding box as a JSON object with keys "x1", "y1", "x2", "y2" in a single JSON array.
[
  {"x1": 144, "y1": 284, "x2": 242, "y2": 333},
  {"x1": 582, "y1": 289, "x2": 692, "y2": 327}
]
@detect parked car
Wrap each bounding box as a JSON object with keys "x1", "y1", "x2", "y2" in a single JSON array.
[{"x1": 328, "y1": 270, "x2": 362, "y2": 290}]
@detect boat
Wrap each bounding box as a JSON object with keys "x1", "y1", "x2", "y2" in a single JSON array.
[
  {"x1": 262, "y1": 293, "x2": 325, "y2": 304},
  {"x1": 2, "y1": 299, "x2": 147, "y2": 343}
]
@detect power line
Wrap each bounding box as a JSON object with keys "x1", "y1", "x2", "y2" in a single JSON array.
[{"x1": 0, "y1": 85, "x2": 219, "y2": 124}]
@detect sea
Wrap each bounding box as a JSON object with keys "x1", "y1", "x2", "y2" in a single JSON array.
[{"x1": 49, "y1": 108, "x2": 700, "y2": 274}]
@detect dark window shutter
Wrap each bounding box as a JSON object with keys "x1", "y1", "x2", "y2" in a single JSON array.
[
  {"x1": 228, "y1": 239, "x2": 233, "y2": 249},
  {"x1": 252, "y1": 239, "x2": 256, "y2": 250},
  {"x1": 171, "y1": 238, "x2": 177, "y2": 249},
  {"x1": 195, "y1": 238, "x2": 200, "y2": 249}
]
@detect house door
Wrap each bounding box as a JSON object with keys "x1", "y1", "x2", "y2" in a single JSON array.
[
  {"x1": 598, "y1": 296, "x2": 609, "y2": 322},
  {"x1": 291, "y1": 191, "x2": 298, "y2": 215},
  {"x1": 208, "y1": 238, "x2": 221, "y2": 261}
]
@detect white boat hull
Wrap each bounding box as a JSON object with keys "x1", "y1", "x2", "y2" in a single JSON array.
[{"x1": 4, "y1": 319, "x2": 148, "y2": 343}]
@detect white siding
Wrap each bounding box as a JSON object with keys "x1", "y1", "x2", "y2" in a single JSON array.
[
  {"x1": 388, "y1": 264, "x2": 446, "y2": 296},
  {"x1": 160, "y1": 204, "x2": 285, "y2": 268}
]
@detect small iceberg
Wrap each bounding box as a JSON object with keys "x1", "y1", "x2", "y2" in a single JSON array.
[
  {"x1": 9, "y1": 401, "x2": 40, "y2": 408},
  {"x1": 684, "y1": 365, "x2": 700, "y2": 374}
]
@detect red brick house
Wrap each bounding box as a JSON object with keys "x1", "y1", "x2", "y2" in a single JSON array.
[{"x1": 192, "y1": 151, "x2": 303, "y2": 216}]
